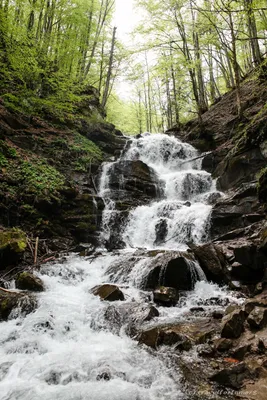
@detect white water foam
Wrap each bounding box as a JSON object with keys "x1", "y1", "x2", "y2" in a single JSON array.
[
  {"x1": 0, "y1": 255, "x2": 183, "y2": 400},
  {"x1": 121, "y1": 134, "x2": 220, "y2": 250}
]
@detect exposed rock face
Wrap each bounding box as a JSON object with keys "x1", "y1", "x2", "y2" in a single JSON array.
[
  {"x1": 98, "y1": 159, "x2": 161, "y2": 250},
  {"x1": 108, "y1": 160, "x2": 160, "y2": 202},
  {"x1": 91, "y1": 284, "x2": 125, "y2": 301},
  {"x1": 0, "y1": 288, "x2": 37, "y2": 320},
  {"x1": 210, "y1": 183, "x2": 265, "y2": 240},
  {"x1": 216, "y1": 149, "x2": 266, "y2": 192},
  {"x1": 15, "y1": 272, "x2": 44, "y2": 292}
]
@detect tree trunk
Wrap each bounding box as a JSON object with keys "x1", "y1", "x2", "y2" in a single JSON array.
[{"x1": 101, "y1": 26, "x2": 116, "y2": 109}]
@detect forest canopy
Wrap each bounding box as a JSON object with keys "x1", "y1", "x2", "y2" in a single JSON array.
[{"x1": 0, "y1": 0, "x2": 266, "y2": 134}]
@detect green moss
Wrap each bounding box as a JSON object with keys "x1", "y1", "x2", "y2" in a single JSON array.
[
  {"x1": 0, "y1": 228, "x2": 27, "y2": 253},
  {"x1": 1, "y1": 299, "x2": 9, "y2": 311}
]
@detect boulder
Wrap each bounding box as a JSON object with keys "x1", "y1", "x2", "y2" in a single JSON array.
[
  {"x1": 231, "y1": 344, "x2": 251, "y2": 361},
  {"x1": 214, "y1": 338, "x2": 233, "y2": 352},
  {"x1": 0, "y1": 288, "x2": 37, "y2": 320},
  {"x1": 191, "y1": 243, "x2": 230, "y2": 284},
  {"x1": 15, "y1": 272, "x2": 44, "y2": 292},
  {"x1": 209, "y1": 362, "x2": 251, "y2": 389},
  {"x1": 221, "y1": 309, "x2": 246, "y2": 339},
  {"x1": 247, "y1": 307, "x2": 267, "y2": 330},
  {"x1": 91, "y1": 284, "x2": 124, "y2": 301},
  {"x1": 144, "y1": 251, "x2": 202, "y2": 291},
  {"x1": 153, "y1": 286, "x2": 179, "y2": 307},
  {"x1": 139, "y1": 319, "x2": 219, "y2": 350}
]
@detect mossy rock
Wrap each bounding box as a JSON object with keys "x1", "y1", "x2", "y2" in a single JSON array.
[
  {"x1": 0, "y1": 228, "x2": 27, "y2": 270},
  {"x1": 0, "y1": 288, "x2": 37, "y2": 321},
  {"x1": 15, "y1": 272, "x2": 44, "y2": 292}
]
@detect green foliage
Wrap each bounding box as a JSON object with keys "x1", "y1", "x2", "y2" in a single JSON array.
[
  {"x1": 70, "y1": 133, "x2": 103, "y2": 171},
  {"x1": 0, "y1": 140, "x2": 17, "y2": 167},
  {"x1": 0, "y1": 153, "x2": 65, "y2": 202},
  {"x1": 20, "y1": 160, "x2": 65, "y2": 197},
  {"x1": 0, "y1": 0, "x2": 118, "y2": 117},
  {"x1": 0, "y1": 153, "x2": 7, "y2": 168}
]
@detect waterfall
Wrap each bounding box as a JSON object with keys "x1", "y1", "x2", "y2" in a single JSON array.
[
  {"x1": 99, "y1": 133, "x2": 219, "y2": 250},
  {"x1": 1, "y1": 133, "x2": 238, "y2": 400}
]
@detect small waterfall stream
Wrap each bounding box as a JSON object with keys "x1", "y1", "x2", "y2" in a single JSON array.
[{"x1": 0, "y1": 133, "x2": 239, "y2": 400}]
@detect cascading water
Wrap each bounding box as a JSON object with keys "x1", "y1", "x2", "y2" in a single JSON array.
[
  {"x1": 1, "y1": 133, "x2": 240, "y2": 400},
  {"x1": 122, "y1": 134, "x2": 218, "y2": 250}
]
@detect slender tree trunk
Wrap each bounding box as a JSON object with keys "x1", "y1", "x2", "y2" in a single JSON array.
[
  {"x1": 245, "y1": 0, "x2": 262, "y2": 66},
  {"x1": 101, "y1": 26, "x2": 116, "y2": 109}
]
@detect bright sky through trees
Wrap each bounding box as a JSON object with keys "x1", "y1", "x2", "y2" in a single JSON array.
[{"x1": 114, "y1": 0, "x2": 138, "y2": 42}]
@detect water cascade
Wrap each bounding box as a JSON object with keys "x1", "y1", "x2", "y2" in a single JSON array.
[{"x1": 0, "y1": 133, "x2": 241, "y2": 400}]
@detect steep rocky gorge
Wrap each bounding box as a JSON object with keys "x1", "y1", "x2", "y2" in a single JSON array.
[{"x1": 1, "y1": 66, "x2": 267, "y2": 399}]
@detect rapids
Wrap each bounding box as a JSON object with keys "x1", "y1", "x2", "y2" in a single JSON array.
[{"x1": 0, "y1": 133, "x2": 239, "y2": 400}]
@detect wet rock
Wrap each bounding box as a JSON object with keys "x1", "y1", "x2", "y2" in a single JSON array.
[
  {"x1": 160, "y1": 330, "x2": 192, "y2": 351},
  {"x1": 244, "y1": 297, "x2": 267, "y2": 315},
  {"x1": 247, "y1": 307, "x2": 267, "y2": 330},
  {"x1": 108, "y1": 159, "x2": 160, "y2": 201},
  {"x1": 144, "y1": 251, "x2": 200, "y2": 291},
  {"x1": 214, "y1": 338, "x2": 233, "y2": 352},
  {"x1": 96, "y1": 370, "x2": 111, "y2": 381},
  {"x1": 138, "y1": 327, "x2": 192, "y2": 351},
  {"x1": 202, "y1": 297, "x2": 230, "y2": 307},
  {"x1": 191, "y1": 243, "x2": 231, "y2": 284},
  {"x1": 180, "y1": 172, "x2": 212, "y2": 200},
  {"x1": 0, "y1": 288, "x2": 37, "y2": 321},
  {"x1": 104, "y1": 302, "x2": 159, "y2": 336},
  {"x1": 231, "y1": 344, "x2": 251, "y2": 361},
  {"x1": 198, "y1": 344, "x2": 216, "y2": 358},
  {"x1": 91, "y1": 284, "x2": 125, "y2": 301},
  {"x1": 138, "y1": 327, "x2": 159, "y2": 349},
  {"x1": 153, "y1": 286, "x2": 179, "y2": 307},
  {"x1": 0, "y1": 228, "x2": 27, "y2": 270},
  {"x1": 15, "y1": 272, "x2": 44, "y2": 292},
  {"x1": 139, "y1": 319, "x2": 219, "y2": 350},
  {"x1": 154, "y1": 219, "x2": 168, "y2": 245},
  {"x1": 221, "y1": 309, "x2": 246, "y2": 339},
  {"x1": 225, "y1": 304, "x2": 239, "y2": 315},
  {"x1": 212, "y1": 310, "x2": 224, "y2": 319},
  {"x1": 209, "y1": 362, "x2": 251, "y2": 389}
]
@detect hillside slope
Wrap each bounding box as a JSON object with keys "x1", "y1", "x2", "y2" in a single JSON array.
[{"x1": 0, "y1": 88, "x2": 126, "y2": 269}]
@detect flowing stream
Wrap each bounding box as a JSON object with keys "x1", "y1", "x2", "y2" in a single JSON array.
[{"x1": 0, "y1": 133, "x2": 238, "y2": 400}]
